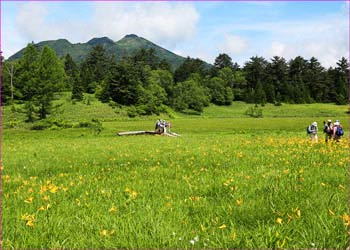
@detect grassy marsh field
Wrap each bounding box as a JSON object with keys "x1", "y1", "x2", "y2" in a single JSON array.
[{"x1": 2, "y1": 96, "x2": 349, "y2": 248}]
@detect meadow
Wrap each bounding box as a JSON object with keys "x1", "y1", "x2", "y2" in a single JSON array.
[{"x1": 1, "y1": 96, "x2": 349, "y2": 248}]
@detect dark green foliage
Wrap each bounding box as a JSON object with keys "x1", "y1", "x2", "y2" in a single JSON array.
[
  {"x1": 16, "y1": 43, "x2": 39, "y2": 101},
  {"x1": 174, "y1": 57, "x2": 207, "y2": 83},
  {"x1": 244, "y1": 56, "x2": 269, "y2": 90},
  {"x1": 80, "y1": 45, "x2": 110, "y2": 93},
  {"x1": 132, "y1": 48, "x2": 159, "y2": 69},
  {"x1": 34, "y1": 46, "x2": 65, "y2": 119},
  {"x1": 334, "y1": 57, "x2": 349, "y2": 103},
  {"x1": 71, "y1": 79, "x2": 84, "y2": 101},
  {"x1": 255, "y1": 82, "x2": 267, "y2": 106},
  {"x1": 147, "y1": 70, "x2": 174, "y2": 105},
  {"x1": 214, "y1": 53, "x2": 234, "y2": 70},
  {"x1": 5, "y1": 36, "x2": 350, "y2": 116},
  {"x1": 64, "y1": 54, "x2": 84, "y2": 101},
  {"x1": 107, "y1": 60, "x2": 143, "y2": 105},
  {"x1": 207, "y1": 77, "x2": 227, "y2": 105},
  {"x1": 24, "y1": 101, "x2": 35, "y2": 122},
  {"x1": 173, "y1": 78, "x2": 210, "y2": 112}
]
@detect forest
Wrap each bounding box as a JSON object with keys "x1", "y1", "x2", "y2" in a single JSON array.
[{"x1": 2, "y1": 43, "x2": 349, "y2": 120}]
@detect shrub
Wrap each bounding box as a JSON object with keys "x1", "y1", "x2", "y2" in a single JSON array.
[{"x1": 245, "y1": 106, "x2": 263, "y2": 118}]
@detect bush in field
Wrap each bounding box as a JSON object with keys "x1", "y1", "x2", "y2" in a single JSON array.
[{"x1": 245, "y1": 105, "x2": 263, "y2": 118}]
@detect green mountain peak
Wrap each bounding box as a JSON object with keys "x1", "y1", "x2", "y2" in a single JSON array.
[{"x1": 8, "y1": 34, "x2": 193, "y2": 70}]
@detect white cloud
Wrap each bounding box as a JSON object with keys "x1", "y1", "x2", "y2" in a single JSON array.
[
  {"x1": 262, "y1": 13, "x2": 348, "y2": 67},
  {"x1": 7, "y1": 2, "x2": 199, "y2": 58},
  {"x1": 15, "y1": 3, "x2": 48, "y2": 41},
  {"x1": 219, "y1": 34, "x2": 249, "y2": 55},
  {"x1": 90, "y1": 2, "x2": 199, "y2": 47}
]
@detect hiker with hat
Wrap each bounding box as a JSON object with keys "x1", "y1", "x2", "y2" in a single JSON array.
[
  {"x1": 333, "y1": 120, "x2": 344, "y2": 142},
  {"x1": 307, "y1": 122, "x2": 318, "y2": 142},
  {"x1": 323, "y1": 119, "x2": 333, "y2": 142}
]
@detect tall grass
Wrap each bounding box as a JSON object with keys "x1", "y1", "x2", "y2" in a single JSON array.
[{"x1": 2, "y1": 116, "x2": 349, "y2": 248}]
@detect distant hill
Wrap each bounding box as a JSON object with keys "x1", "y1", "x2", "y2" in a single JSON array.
[{"x1": 8, "y1": 34, "x2": 206, "y2": 71}]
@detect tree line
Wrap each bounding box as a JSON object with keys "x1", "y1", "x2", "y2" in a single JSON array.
[{"x1": 1, "y1": 43, "x2": 349, "y2": 120}]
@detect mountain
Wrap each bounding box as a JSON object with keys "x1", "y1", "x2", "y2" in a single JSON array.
[{"x1": 8, "y1": 34, "x2": 196, "y2": 70}]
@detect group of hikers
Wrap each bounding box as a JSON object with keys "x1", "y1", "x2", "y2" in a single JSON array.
[
  {"x1": 155, "y1": 119, "x2": 171, "y2": 134},
  {"x1": 307, "y1": 119, "x2": 344, "y2": 143}
]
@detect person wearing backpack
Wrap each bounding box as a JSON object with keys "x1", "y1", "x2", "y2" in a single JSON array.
[
  {"x1": 307, "y1": 122, "x2": 318, "y2": 142},
  {"x1": 323, "y1": 120, "x2": 333, "y2": 142},
  {"x1": 333, "y1": 120, "x2": 344, "y2": 142}
]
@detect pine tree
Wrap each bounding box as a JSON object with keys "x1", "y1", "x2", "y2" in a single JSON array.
[
  {"x1": 35, "y1": 46, "x2": 65, "y2": 119},
  {"x1": 16, "y1": 43, "x2": 39, "y2": 101},
  {"x1": 214, "y1": 53, "x2": 234, "y2": 69},
  {"x1": 334, "y1": 57, "x2": 349, "y2": 104}
]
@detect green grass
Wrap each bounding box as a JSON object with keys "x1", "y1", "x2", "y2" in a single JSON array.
[{"x1": 2, "y1": 95, "x2": 349, "y2": 248}]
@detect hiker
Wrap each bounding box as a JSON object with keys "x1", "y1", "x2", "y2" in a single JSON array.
[
  {"x1": 307, "y1": 122, "x2": 318, "y2": 142},
  {"x1": 333, "y1": 120, "x2": 344, "y2": 142},
  {"x1": 323, "y1": 120, "x2": 333, "y2": 142},
  {"x1": 155, "y1": 119, "x2": 162, "y2": 134},
  {"x1": 161, "y1": 120, "x2": 167, "y2": 134}
]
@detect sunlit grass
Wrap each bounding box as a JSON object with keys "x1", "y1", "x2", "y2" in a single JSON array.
[{"x1": 2, "y1": 117, "x2": 349, "y2": 248}]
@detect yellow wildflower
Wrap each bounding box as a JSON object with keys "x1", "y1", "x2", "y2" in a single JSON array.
[
  {"x1": 40, "y1": 185, "x2": 47, "y2": 194},
  {"x1": 26, "y1": 220, "x2": 34, "y2": 227},
  {"x1": 109, "y1": 206, "x2": 117, "y2": 213},
  {"x1": 21, "y1": 214, "x2": 30, "y2": 220},
  {"x1": 342, "y1": 213, "x2": 350, "y2": 226},
  {"x1": 49, "y1": 186, "x2": 59, "y2": 193},
  {"x1": 38, "y1": 206, "x2": 45, "y2": 211},
  {"x1": 24, "y1": 197, "x2": 33, "y2": 203},
  {"x1": 276, "y1": 218, "x2": 283, "y2": 225},
  {"x1": 236, "y1": 198, "x2": 243, "y2": 206},
  {"x1": 130, "y1": 191, "x2": 138, "y2": 199},
  {"x1": 100, "y1": 229, "x2": 108, "y2": 236},
  {"x1": 294, "y1": 208, "x2": 301, "y2": 217}
]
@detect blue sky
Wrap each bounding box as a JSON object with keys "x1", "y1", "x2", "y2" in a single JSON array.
[{"x1": 1, "y1": 1, "x2": 349, "y2": 67}]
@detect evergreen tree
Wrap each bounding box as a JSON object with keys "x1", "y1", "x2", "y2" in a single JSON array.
[
  {"x1": 34, "y1": 46, "x2": 65, "y2": 119},
  {"x1": 174, "y1": 57, "x2": 207, "y2": 83},
  {"x1": 16, "y1": 43, "x2": 39, "y2": 101},
  {"x1": 214, "y1": 53, "x2": 234, "y2": 69},
  {"x1": 334, "y1": 57, "x2": 349, "y2": 104},
  {"x1": 71, "y1": 75, "x2": 84, "y2": 101},
  {"x1": 288, "y1": 56, "x2": 310, "y2": 103},
  {"x1": 243, "y1": 56, "x2": 268, "y2": 102},
  {"x1": 158, "y1": 59, "x2": 172, "y2": 72},
  {"x1": 80, "y1": 45, "x2": 110, "y2": 93},
  {"x1": 266, "y1": 56, "x2": 288, "y2": 101},
  {"x1": 132, "y1": 48, "x2": 159, "y2": 70},
  {"x1": 305, "y1": 57, "x2": 327, "y2": 102}
]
